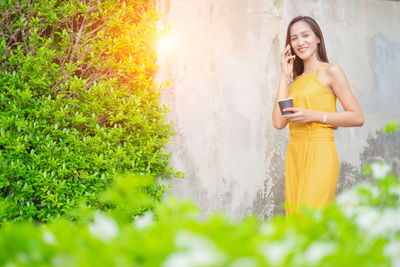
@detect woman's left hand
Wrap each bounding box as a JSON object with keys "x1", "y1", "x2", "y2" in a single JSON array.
[{"x1": 282, "y1": 107, "x2": 316, "y2": 123}]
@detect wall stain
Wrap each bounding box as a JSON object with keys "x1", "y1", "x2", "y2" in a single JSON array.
[
  {"x1": 253, "y1": 144, "x2": 286, "y2": 221},
  {"x1": 361, "y1": 129, "x2": 400, "y2": 175},
  {"x1": 338, "y1": 127, "x2": 400, "y2": 193}
]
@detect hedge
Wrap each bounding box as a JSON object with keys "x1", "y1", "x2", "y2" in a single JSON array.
[
  {"x1": 0, "y1": 0, "x2": 181, "y2": 222},
  {"x1": 0, "y1": 158, "x2": 399, "y2": 266}
]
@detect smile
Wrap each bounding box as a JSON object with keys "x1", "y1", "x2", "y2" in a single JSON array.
[{"x1": 298, "y1": 47, "x2": 308, "y2": 53}]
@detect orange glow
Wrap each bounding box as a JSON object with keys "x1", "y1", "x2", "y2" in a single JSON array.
[{"x1": 157, "y1": 29, "x2": 175, "y2": 53}]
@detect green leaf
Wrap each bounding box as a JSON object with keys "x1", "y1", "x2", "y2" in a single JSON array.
[{"x1": 383, "y1": 120, "x2": 399, "y2": 133}]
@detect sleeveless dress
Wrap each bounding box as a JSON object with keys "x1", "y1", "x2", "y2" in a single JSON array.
[{"x1": 285, "y1": 62, "x2": 340, "y2": 216}]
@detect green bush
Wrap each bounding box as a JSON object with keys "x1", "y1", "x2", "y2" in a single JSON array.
[
  {"x1": 0, "y1": 0, "x2": 181, "y2": 223},
  {"x1": 0, "y1": 161, "x2": 398, "y2": 266}
]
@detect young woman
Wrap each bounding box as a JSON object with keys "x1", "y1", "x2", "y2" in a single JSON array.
[{"x1": 272, "y1": 16, "x2": 364, "y2": 216}]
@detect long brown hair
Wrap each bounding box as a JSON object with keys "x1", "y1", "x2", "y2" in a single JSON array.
[{"x1": 285, "y1": 16, "x2": 329, "y2": 80}]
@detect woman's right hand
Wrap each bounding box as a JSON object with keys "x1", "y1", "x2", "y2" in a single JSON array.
[{"x1": 280, "y1": 44, "x2": 296, "y2": 80}]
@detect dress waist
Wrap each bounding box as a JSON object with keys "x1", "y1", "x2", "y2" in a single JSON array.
[{"x1": 289, "y1": 128, "x2": 334, "y2": 141}]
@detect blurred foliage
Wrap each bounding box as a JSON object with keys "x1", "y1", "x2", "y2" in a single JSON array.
[
  {"x1": 0, "y1": 0, "x2": 182, "y2": 223},
  {"x1": 0, "y1": 164, "x2": 399, "y2": 266}
]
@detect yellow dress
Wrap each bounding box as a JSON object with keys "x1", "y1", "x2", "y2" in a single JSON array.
[{"x1": 285, "y1": 62, "x2": 340, "y2": 216}]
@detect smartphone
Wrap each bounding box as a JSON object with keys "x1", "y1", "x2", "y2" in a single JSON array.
[{"x1": 288, "y1": 45, "x2": 293, "y2": 56}]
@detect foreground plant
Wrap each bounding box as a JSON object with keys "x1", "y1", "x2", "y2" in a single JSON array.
[{"x1": 0, "y1": 160, "x2": 398, "y2": 267}]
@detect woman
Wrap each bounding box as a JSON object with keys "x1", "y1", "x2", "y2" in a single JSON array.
[{"x1": 272, "y1": 16, "x2": 364, "y2": 216}]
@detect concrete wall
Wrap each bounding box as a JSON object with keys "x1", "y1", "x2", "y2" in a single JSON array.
[{"x1": 155, "y1": 0, "x2": 400, "y2": 221}]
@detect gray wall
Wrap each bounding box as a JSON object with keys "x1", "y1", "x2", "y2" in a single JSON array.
[{"x1": 155, "y1": 0, "x2": 400, "y2": 221}]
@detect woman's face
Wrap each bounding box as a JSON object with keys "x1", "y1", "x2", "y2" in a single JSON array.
[{"x1": 289, "y1": 20, "x2": 320, "y2": 61}]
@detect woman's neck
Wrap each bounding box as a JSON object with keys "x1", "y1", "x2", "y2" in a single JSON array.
[{"x1": 302, "y1": 54, "x2": 323, "y2": 74}]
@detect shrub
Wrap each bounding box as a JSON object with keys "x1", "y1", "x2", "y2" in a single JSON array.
[
  {"x1": 0, "y1": 0, "x2": 181, "y2": 222},
  {"x1": 0, "y1": 160, "x2": 399, "y2": 266}
]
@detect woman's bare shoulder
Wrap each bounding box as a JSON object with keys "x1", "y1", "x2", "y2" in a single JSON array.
[{"x1": 325, "y1": 62, "x2": 345, "y2": 78}]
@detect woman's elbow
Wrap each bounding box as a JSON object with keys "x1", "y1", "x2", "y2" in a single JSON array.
[
  {"x1": 273, "y1": 121, "x2": 287, "y2": 130},
  {"x1": 358, "y1": 117, "x2": 364, "y2": 127},
  {"x1": 356, "y1": 113, "x2": 364, "y2": 127}
]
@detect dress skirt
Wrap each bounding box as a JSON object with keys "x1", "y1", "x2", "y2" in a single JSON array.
[{"x1": 284, "y1": 128, "x2": 340, "y2": 216}]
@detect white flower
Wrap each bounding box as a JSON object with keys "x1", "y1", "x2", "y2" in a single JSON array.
[
  {"x1": 162, "y1": 250, "x2": 226, "y2": 267},
  {"x1": 389, "y1": 185, "x2": 400, "y2": 199},
  {"x1": 161, "y1": 230, "x2": 227, "y2": 267},
  {"x1": 384, "y1": 240, "x2": 400, "y2": 267},
  {"x1": 370, "y1": 162, "x2": 391, "y2": 179},
  {"x1": 43, "y1": 230, "x2": 56, "y2": 245},
  {"x1": 229, "y1": 257, "x2": 259, "y2": 267},
  {"x1": 303, "y1": 242, "x2": 337, "y2": 265},
  {"x1": 133, "y1": 211, "x2": 154, "y2": 230},
  {"x1": 354, "y1": 207, "x2": 381, "y2": 233},
  {"x1": 51, "y1": 253, "x2": 75, "y2": 267},
  {"x1": 376, "y1": 208, "x2": 400, "y2": 238},
  {"x1": 173, "y1": 230, "x2": 216, "y2": 250},
  {"x1": 312, "y1": 210, "x2": 323, "y2": 222},
  {"x1": 259, "y1": 241, "x2": 290, "y2": 265},
  {"x1": 258, "y1": 229, "x2": 302, "y2": 266},
  {"x1": 259, "y1": 223, "x2": 276, "y2": 236},
  {"x1": 353, "y1": 207, "x2": 400, "y2": 238},
  {"x1": 357, "y1": 182, "x2": 380, "y2": 198},
  {"x1": 337, "y1": 189, "x2": 364, "y2": 208},
  {"x1": 336, "y1": 189, "x2": 366, "y2": 217},
  {"x1": 336, "y1": 181, "x2": 383, "y2": 218},
  {"x1": 88, "y1": 212, "x2": 119, "y2": 242}
]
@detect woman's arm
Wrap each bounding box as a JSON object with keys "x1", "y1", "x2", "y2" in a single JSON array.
[
  {"x1": 282, "y1": 63, "x2": 364, "y2": 127},
  {"x1": 272, "y1": 77, "x2": 293, "y2": 129},
  {"x1": 272, "y1": 44, "x2": 296, "y2": 129}
]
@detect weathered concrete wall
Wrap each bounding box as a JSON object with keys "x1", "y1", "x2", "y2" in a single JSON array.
[{"x1": 155, "y1": 0, "x2": 400, "y2": 221}]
